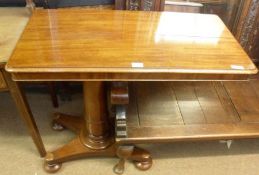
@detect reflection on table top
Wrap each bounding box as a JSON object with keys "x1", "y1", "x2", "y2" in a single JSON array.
[
  {"x1": 0, "y1": 8, "x2": 30, "y2": 64},
  {"x1": 6, "y1": 9, "x2": 257, "y2": 75}
]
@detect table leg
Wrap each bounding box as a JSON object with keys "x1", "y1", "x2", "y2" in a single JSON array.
[{"x1": 2, "y1": 71, "x2": 46, "y2": 157}]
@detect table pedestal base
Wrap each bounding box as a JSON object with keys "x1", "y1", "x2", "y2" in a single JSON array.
[{"x1": 44, "y1": 113, "x2": 152, "y2": 174}]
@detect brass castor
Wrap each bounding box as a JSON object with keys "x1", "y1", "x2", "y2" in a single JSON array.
[
  {"x1": 134, "y1": 158, "x2": 153, "y2": 171},
  {"x1": 113, "y1": 160, "x2": 125, "y2": 175},
  {"x1": 52, "y1": 121, "x2": 65, "y2": 131},
  {"x1": 43, "y1": 161, "x2": 62, "y2": 173}
]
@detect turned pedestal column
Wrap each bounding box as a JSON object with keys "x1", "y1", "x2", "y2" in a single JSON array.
[{"x1": 81, "y1": 81, "x2": 113, "y2": 149}]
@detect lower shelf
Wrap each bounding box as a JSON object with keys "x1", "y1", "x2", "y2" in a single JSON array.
[{"x1": 117, "y1": 80, "x2": 259, "y2": 143}]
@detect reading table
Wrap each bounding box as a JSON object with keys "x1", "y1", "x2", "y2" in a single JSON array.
[{"x1": 6, "y1": 9, "x2": 259, "y2": 174}]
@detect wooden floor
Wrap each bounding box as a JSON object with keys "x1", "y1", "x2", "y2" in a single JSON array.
[{"x1": 118, "y1": 80, "x2": 259, "y2": 143}]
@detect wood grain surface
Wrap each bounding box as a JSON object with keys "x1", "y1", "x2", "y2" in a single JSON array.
[{"x1": 6, "y1": 9, "x2": 257, "y2": 80}]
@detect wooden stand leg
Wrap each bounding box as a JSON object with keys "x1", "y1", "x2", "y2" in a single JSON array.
[
  {"x1": 59, "y1": 82, "x2": 72, "y2": 101},
  {"x1": 2, "y1": 71, "x2": 46, "y2": 157},
  {"x1": 47, "y1": 82, "x2": 59, "y2": 108}
]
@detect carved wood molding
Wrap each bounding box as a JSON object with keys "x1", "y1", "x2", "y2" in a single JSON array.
[
  {"x1": 234, "y1": 0, "x2": 259, "y2": 63},
  {"x1": 110, "y1": 82, "x2": 129, "y2": 138},
  {"x1": 116, "y1": 0, "x2": 163, "y2": 11},
  {"x1": 127, "y1": 0, "x2": 154, "y2": 10},
  {"x1": 234, "y1": 0, "x2": 259, "y2": 47},
  {"x1": 250, "y1": 19, "x2": 259, "y2": 63},
  {"x1": 115, "y1": 105, "x2": 127, "y2": 138},
  {"x1": 142, "y1": 0, "x2": 154, "y2": 10},
  {"x1": 127, "y1": 0, "x2": 139, "y2": 10}
]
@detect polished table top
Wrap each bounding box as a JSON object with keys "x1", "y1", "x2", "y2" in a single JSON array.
[
  {"x1": 0, "y1": 8, "x2": 30, "y2": 65},
  {"x1": 6, "y1": 9, "x2": 257, "y2": 80}
]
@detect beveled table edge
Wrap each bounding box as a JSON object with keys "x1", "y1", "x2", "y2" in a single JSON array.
[
  {"x1": 5, "y1": 66, "x2": 258, "y2": 74},
  {"x1": 10, "y1": 72, "x2": 253, "y2": 81}
]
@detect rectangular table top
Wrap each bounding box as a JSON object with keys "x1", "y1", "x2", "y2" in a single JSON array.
[
  {"x1": 0, "y1": 8, "x2": 30, "y2": 65},
  {"x1": 6, "y1": 9, "x2": 257, "y2": 81}
]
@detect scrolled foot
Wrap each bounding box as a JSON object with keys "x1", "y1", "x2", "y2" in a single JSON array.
[
  {"x1": 134, "y1": 158, "x2": 152, "y2": 171},
  {"x1": 52, "y1": 121, "x2": 65, "y2": 131},
  {"x1": 44, "y1": 152, "x2": 62, "y2": 173},
  {"x1": 43, "y1": 161, "x2": 62, "y2": 173},
  {"x1": 131, "y1": 147, "x2": 153, "y2": 171},
  {"x1": 113, "y1": 159, "x2": 125, "y2": 175}
]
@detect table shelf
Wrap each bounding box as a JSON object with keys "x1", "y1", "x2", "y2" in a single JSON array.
[{"x1": 117, "y1": 80, "x2": 259, "y2": 144}]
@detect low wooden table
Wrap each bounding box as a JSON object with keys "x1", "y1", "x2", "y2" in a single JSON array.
[{"x1": 6, "y1": 9, "x2": 258, "y2": 174}]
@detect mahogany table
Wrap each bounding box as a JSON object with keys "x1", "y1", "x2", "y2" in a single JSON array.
[{"x1": 6, "y1": 9, "x2": 258, "y2": 174}]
